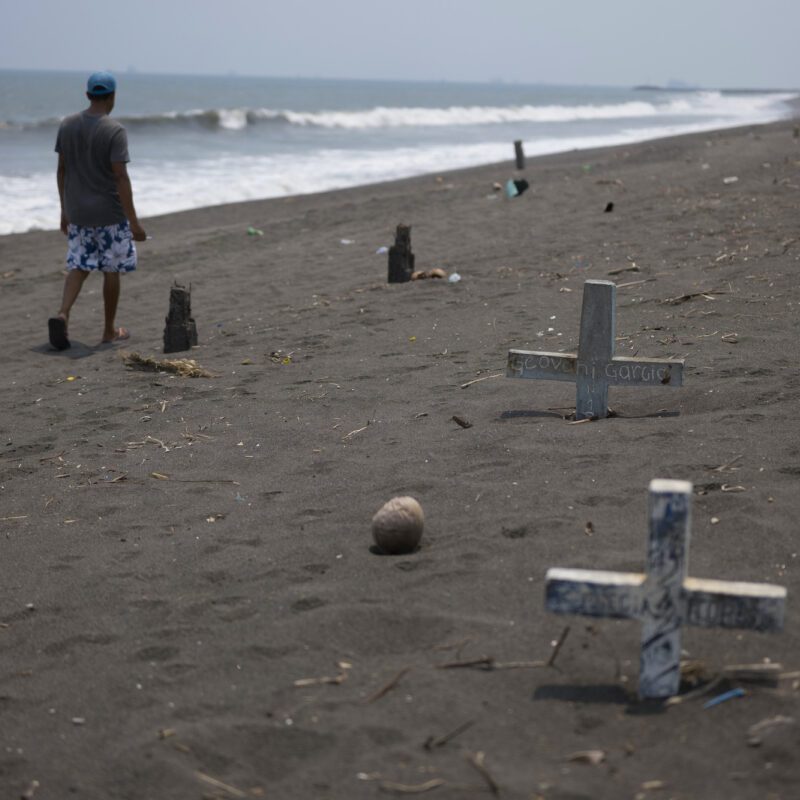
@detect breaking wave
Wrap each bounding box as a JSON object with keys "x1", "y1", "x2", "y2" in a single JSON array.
[{"x1": 5, "y1": 91, "x2": 796, "y2": 133}]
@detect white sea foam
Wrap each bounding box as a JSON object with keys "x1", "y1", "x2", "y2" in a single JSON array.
[
  {"x1": 10, "y1": 90, "x2": 792, "y2": 133},
  {"x1": 249, "y1": 91, "x2": 796, "y2": 129},
  {"x1": 3, "y1": 109, "x2": 790, "y2": 236}
]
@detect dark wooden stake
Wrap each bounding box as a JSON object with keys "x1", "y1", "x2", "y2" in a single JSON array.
[
  {"x1": 387, "y1": 224, "x2": 415, "y2": 283},
  {"x1": 514, "y1": 139, "x2": 525, "y2": 170},
  {"x1": 163, "y1": 283, "x2": 198, "y2": 353}
]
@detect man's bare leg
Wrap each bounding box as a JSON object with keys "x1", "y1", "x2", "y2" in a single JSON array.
[
  {"x1": 101, "y1": 272, "x2": 128, "y2": 342},
  {"x1": 49, "y1": 268, "x2": 88, "y2": 349},
  {"x1": 57, "y1": 268, "x2": 89, "y2": 327}
]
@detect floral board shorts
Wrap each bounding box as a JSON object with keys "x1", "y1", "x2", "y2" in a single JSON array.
[{"x1": 66, "y1": 221, "x2": 137, "y2": 273}]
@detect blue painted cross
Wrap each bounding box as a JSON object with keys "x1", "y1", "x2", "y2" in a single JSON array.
[
  {"x1": 545, "y1": 479, "x2": 787, "y2": 699},
  {"x1": 507, "y1": 280, "x2": 684, "y2": 419}
]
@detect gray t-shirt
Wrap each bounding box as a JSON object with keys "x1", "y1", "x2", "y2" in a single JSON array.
[{"x1": 55, "y1": 111, "x2": 130, "y2": 227}]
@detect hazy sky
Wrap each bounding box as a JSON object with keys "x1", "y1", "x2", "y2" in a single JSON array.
[{"x1": 2, "y1": 0, "x2": 798, "y2": 88}]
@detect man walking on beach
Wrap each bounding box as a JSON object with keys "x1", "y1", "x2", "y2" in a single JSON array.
[{"x1": 49, "y1": 71, "x2": 146, "y2": 350}]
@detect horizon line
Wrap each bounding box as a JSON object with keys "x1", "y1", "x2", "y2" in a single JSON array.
[{"x1": 0, "y1": 66, "x2": 797, "y2": 94}]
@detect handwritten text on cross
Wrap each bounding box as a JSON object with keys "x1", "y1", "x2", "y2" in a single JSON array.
[{"x1": 507, "y1": 280, "x2": 684, "y2": 419}]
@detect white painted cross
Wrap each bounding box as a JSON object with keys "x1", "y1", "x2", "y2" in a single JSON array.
[
  {"x1": 507, "y1": 280, "x2": 684, "y2": 419},
  {"x1": 545, "y1": 479, "x2": 787, "y2": 699}
]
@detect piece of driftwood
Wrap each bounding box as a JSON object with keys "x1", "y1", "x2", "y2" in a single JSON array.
[
  {"x1": 466, "y1": 752, "x2": 499, "y2": 795},
  {"x1": 388, "y1": 225, "x2": 415, "y2": 283},
  {"x1": 424, "y1": 719, "x2": 475, "y2": 750},
  {"x1": 366, "y1": 666, "x2": 411, "y2": 703},
  {"x1": 507, "y1": 280, "x2": 684, "y2": 419},
  {"x1": 545, "y1": 479, "x2": 787, "y2": 699},
  {"x1": 122, "y1": 352, "x2": 213, "y2": 378},
  {"x1": 164, "y1": 283, "x2": 198, "y2": 353}
]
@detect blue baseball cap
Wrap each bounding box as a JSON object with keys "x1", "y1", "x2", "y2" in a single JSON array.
[{"x1": 86, "y1": 71, "x2": 117, "y2": 96}]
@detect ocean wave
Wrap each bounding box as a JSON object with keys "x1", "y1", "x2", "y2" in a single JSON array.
[
  {"x1": 1, "y1": 110, "x2": 791, "y2": 236},
  {"x1": 271, "y1": 92, "x2": 798, "y2": 129},
  {"x1": 5, "y1": 91, "x2": 796, "y2": 133}
]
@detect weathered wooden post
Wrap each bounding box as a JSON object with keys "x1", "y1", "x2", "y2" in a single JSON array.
[
  {"x1": 514, "y1": 140, "x2": 525, "y2": 170},
  {"x1": 387, "y1": 224, "x2": 415, "y2": 284},
  {"x1": 163, "y1": 283, "x2": 198, "y2": 354}
]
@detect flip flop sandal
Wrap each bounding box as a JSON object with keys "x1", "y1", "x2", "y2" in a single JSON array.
[{"x1": 48, "y1": 317, "x2": 71, "y2": 350}]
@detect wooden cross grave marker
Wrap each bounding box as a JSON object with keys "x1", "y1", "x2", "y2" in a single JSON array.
[
  {"x1": 507, "y1": 280, "x2": 684, "y2": 419},
  {"x1": 545, "y1": 479, "x2": 787, "y2": 699}
]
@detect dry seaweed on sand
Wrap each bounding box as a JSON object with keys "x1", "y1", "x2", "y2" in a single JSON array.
[{"x1": 122, "y1": 351, "x2": 214, "y2": 378}]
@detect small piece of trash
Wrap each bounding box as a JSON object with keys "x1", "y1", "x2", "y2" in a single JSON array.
[
  {"x1": 340, "y1": 238, "x2": 354, "y2": 245},
  {"x1": 246, "y1": 226, "x2": 264, "y2": 236},
  {"x1": 71, "y1": 717, "x2": 86, "y2": 725},
  {"x1": 703, "y1": 687, "x2": 746, "y2": 709},
  {"x1": 722, "y1": 176, "x2": 739, "y2": 185},
  {"x1": 604, "y1": 202, "x2": 614, "y2": 213},
  {"x1": 448, "y1": 272, "x2": 461, "y2": 283},
  {"x1": 711, "y1": 517, "x2": 720, "y2": 525},
  {"x1": 505, "y1": 178, "x2": 529, "y2": 198},
  {"x1": 567, "y1": 750, "x2": 606, "y2": 765},
  {"x1": 375, "y1": 246, "x2": 388, "y2": 255}
]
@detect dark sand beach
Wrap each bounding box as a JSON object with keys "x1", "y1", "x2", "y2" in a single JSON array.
[{"x1": 2, "y1": 116, "x2": 800, "y2": 799}]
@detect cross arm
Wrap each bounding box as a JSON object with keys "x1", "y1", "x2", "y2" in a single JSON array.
[
  {"x1": 507, "y1": 350, "x2": 578, "y2": 382},
  {"x1": 546, "y1": 568, "x2": 645, "y2": 620},
  {"x1": 604, "y1": 357, "x2": 684, "y2": 387},
  {"x1": 683, "y1": 577, "x2": 786, "y2": 632}
]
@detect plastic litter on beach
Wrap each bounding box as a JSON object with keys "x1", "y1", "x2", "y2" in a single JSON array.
[
  {"x1": 703, "y1": 687, "x2": 747, "y2": 709},
  {"x1": 340, "y1": 238, "x2": 354, "y2": 245},
  {"x1": 448, "y1": 272, "x2": 461, "y2": 283},
  {"x1": 246, "y1": 226, "x2": 263, "y2": 236},
  {"x1": 722, "y1": 176, "x2": 739, "y2": 184},
  {"x1": 375, "y1": 246, "x2": 388, "y2": 254},
  {"x1": 505, "y1": 179, "x2": 529, "y2": 198}
]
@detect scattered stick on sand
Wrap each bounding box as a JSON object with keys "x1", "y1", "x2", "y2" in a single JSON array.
[{"x1": 122, "y1": 351, "x2": 214, "y2": 377}]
